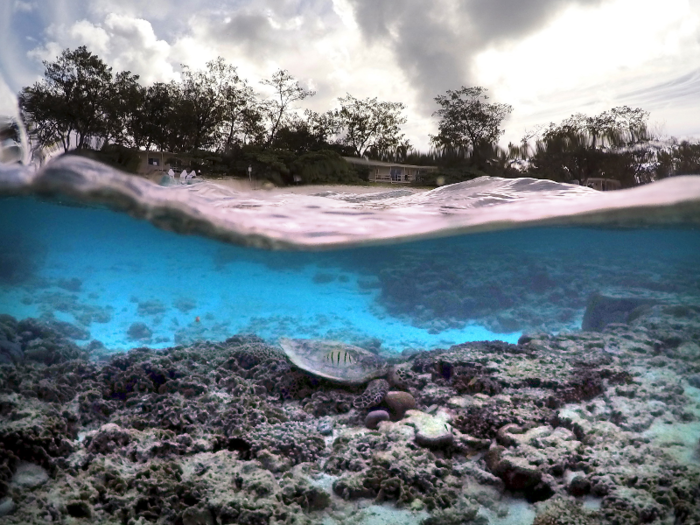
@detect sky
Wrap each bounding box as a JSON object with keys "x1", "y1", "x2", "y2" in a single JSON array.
[{"x1": 2, "y1": 0, "x2": 699, "y2": 151}]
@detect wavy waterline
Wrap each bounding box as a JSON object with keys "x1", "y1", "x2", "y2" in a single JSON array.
[{"x1": 1, "y1": 156, "x2": 700, "y2": 250}]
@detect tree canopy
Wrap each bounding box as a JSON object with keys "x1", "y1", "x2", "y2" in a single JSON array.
[
  {"x1": 431, "y1": 86, "x2": 513, "y2": 165},
  {"x1": 19, "y1": 46, "x2": 117, "y2": 152},
  {"x1": 261, "y1": 69, "x2": 316, "y2": 146},
  {"x1": 528, "y1": 107, "x2": 654, "y2": 187},
  {"x1": 333, "y1": 94, "x2": 409, "y2": 158},
  {"x1": 16, "y1": 46, "x2": 699, "y2": 186}
]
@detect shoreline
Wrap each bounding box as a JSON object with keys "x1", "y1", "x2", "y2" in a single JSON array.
[
  {"x1": 203, "y1": 177, "x2": 433, "y2": 195},
  {"x1": 145, "y1": 173, "x2": 432, "y2": 195}
]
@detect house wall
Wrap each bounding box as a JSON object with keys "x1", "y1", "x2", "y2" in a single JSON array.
[
  {"x1": 586, "y1": 178, "x2": 622, "y2": 191},
  {"x1": 369, "y1": 166, "x2": 431, "y2": 183},
  {"x1": 136, "y1": 151, "x2": 192, "y2": 176}
]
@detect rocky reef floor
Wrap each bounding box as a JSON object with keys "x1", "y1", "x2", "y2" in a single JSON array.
[{"x1": 1, "y1": 303, "x2": 699, "y2": 525}]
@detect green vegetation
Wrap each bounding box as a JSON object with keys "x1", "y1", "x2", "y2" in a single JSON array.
[{"x1": 18, "y1": 46, "x2": 700, "y2": 186}]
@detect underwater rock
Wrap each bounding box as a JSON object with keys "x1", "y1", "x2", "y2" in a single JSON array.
[
  {"x1": 327, "y1": 425, "x2": 459, "y2": 510},
  {"x1": 533, "y1": 497, "x2": 599, "y2": 525},
  {"x1": 421, "y1": 496, "x2": 480, "y2": 525},
  {"x1": 568, "y1": 475, "x2": 591, "y2": 496},
  {"x1": 226, "y1": 340, "x2": 286, "y2": 370},
  {"x1": 235, "y1": 421, "x2": 327, "y2": 465},
  {"x1": 86, "y1": 423, "x2": 132, "y2": 454},
  {"x1": 181, "y1": 506, "x2": 215, "y2": 525},
  {"x1": 56, "y1": 277, "x2": 82, "y2": 292},
  {"x1": 11, "y1": 462, "x2": 48, "y2": 488},
  {"x1": 364, "y1": 410, "x2": 390, "y2": 430},
  {"x1": 496, "y1": 423, "x2": 524, "y2": 447},
  {"x1": 486, "y1": 443, "x2": 544, "y2": 492},
  {"x1": 279, "y1": 469, "x2": 332, "y2": 511},
  {"x1": 405, "y1": 409, "x2": 454, "y2": 449},
  {"x1": 687, "y1": 373, "x2": 700, "y2": 388},
  {"x1": 383, "y1": 391, "x2": 416, "y2": 421},
  {"x1": 256, "y1": 449, "x2": 293, "y2": 474},
  {"x1": 0, "y1": 396, "x2": 77, "y2": 479},
  {"x1": 127, "y1": 321, "x2": 152, "y2": 341},
  {"x1": 0, "y1": 336, "x2": 22, "y2": 365},
  {"x1": 47, "y1": 319, "x2": 90, "y2": 340},
  {"x1": 297, "y1": 389, "x2": 353, "y2": 417},
  {"x1": 12, "y1": 317, "x2": 88, "y2": 364},
  {"x1": 0, "y1": 498, "x2": 15, "y2": 517},
  {"x1": 581, "y1": 293, "x2": 657, "y2": 331},
  {"x1": 316, "y1": 419, "x2": 334, "y2": 435},
  {"x1": 64, "y1": 500, "x2": 93, "y2": 519},
  {"x1": 173, "y1": 297, "x2": 197, "y2": 313},
  {"x1": 136, "y1": 300, "x2": 167, "y2": 316}
]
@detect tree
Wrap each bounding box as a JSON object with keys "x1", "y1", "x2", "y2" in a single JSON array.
[
  {"x1": 431, "y1": 86, "x2": 512, "y2": 166},
  {"x1": 527, "y1": 106, "x2": 653, "y2": 187},
  {"x1": 333, "y1": 94, "x2": 409, "y2": 159},
  {"x1": 18, "y1": 83, "x2": 65, "y2": 156},
  {"x1": 19, "y1": 46, "x2": 114, "y2": 152},
  {"x1": 260, "y1": 69, "x2": 315, "y2": 146},
  {"x1": 219, "y1": 77, "x2": 263, "y2": 151},
  {"x1": 103, "y1": 70, "x2": 143, "y2": 147},
  {"x1": 657, "y1": 140, "x2": 700, "y2": 179},
  {"x1": 175, "y1": 58, "x2": 230, "y2": 151},
  {"x1": 542, "y1": 106, "x2": 650, "y2": 150}
]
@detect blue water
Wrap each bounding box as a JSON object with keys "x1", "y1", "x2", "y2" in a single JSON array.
[{"x1": 2, "y1": 196, "x2": 699, "y2": 355}]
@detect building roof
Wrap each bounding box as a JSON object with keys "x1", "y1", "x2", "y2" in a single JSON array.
[{"x1": 342, "y1": 156, "x2": 438, "y2": 170}]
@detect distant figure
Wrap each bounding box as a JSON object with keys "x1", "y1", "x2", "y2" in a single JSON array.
[
  {"x1": 190, "y1": 170, "x2": 197, "y2": 178},
  {"x1": 168, "y1": 169, "x2": 175, "y2": 181},
  {"x1": 185, "y1": 171, "x2": 193, "y2": 183},
  {"x1": 179, "y1": 169, "x2": 187, "y2": 184}
]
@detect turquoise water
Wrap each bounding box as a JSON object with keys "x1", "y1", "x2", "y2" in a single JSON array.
[{"x1": 2, "y1": 195, "x2": 699, "y2": 355}]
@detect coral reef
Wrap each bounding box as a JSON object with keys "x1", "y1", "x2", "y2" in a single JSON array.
[{"x1": 0, "y1": 304, "x2": 699, "y2": 524}]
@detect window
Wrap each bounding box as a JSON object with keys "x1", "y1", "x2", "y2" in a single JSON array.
[
  {"x1": 390, "y1": 167, "x2": 403, "y2": 181},
  {"x1": 148, "y1": 157, "x2": 159, "y2": 166}
]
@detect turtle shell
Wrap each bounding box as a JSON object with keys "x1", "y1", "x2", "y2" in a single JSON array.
[{"x1": 279, "y1": 337, "x2": 388, "y2": 385}]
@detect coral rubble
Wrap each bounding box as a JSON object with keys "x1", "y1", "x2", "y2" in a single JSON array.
[{"x1": 0, "y1": 303, "x2": 699, "y2": 524}]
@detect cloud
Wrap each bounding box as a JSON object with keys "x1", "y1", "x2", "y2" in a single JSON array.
[
  {"x1": 189, "y1": 3, "x2": 411, "y2": 111},
  {"x1": 27, "y1": 14, "x2": 179, "y2": 84},
  {"x1": 0, "y1": 78, "x2": 19, "y2": 118},
  {"x1": 13, "y1": 1, "x2": 37, "y2": 13},
  {"x1": 344, "y1": 0, "x2": 604, "y2": 113},
  {"x1": 472, "y1": 0, "x2": 700, "y2": 143},
  {"x1": 5, "y1": 0, "x2": 699, "y2": 151}
]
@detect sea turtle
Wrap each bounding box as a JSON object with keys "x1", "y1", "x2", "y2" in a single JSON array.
[{"x1": 278, "y1": 337, "x2": 412, "y2": 409}]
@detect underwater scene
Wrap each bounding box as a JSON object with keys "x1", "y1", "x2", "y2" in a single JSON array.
[{"x1": 1, "y1": 157, "x2": 700, "y2": 525}]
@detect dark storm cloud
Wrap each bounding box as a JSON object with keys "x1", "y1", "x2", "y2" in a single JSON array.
[
  {"x1": 347, "y1": 0, "x2": 605, "y2": 109},
  {"x1": 464, "y1": 0, "x2": 603, "y2": 41},
  {"x1": 213, "y1": 12, "x2": 279, "y2": 58}
]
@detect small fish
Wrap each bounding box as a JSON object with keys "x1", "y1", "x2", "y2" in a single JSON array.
[
  {"x1": 324, "y1": 348, "x2": 356, "y2": 365},
  {"x1": 195, "y1": 316, "x2": 200, "y2": 323}
]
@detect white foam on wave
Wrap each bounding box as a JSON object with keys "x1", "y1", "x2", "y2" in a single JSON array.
[{"x1": 1, "y1": 156, "x2": 699, "y2": 250}]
